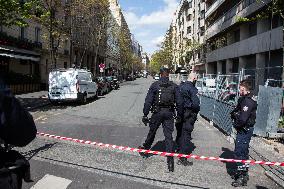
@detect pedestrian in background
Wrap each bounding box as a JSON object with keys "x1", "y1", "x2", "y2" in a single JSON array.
[
  {"x1": 139, "y1": 67, "x2": 183, "y2": 172},
  {"x1": 176, "y1": 73, "x2": 200, "y2": 166},
  {"x1": 230, "y1": 80, "x2": 257, "y2": 187}
]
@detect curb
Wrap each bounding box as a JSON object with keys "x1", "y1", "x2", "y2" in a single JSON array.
[{"x1": 24, "y1": 101, "x2": 51, "y2": 111}]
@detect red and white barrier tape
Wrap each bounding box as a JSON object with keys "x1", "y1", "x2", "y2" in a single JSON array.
[{"x1": 37, "y1": 132, "x2": 284, "y2": 167}]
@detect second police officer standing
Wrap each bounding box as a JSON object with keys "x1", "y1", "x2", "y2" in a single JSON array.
[
  {"x1": 139, "y1": 67, "x2": 183, "y2": 172},
  {"x1": 176, "y1": 73, "x2": 200, "y2": 166},
  {"x1": 230, "y1": 80, "x2": 257, "y2": 187}
]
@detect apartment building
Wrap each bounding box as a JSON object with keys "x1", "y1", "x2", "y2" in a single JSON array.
[
  {"x1": 172, "y1": 0, "x2": 206, "y2": 73},
  {"x1": 205, "y1": 0, "x2": 283, "y2": 85},
  {"x1": 0, "y1": 0, "x2": 73, "y2": 89},
  {"x1": 109, "y1": 0, "x2": 132, "y2": 75},
  {"x1": 0, "y1": 19, "x2": 70, "y2": 85}
]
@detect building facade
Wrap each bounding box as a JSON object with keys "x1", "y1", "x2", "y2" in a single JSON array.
[
  {"x1": 172, "y1": 0, "x2": 206, "y2": 73},
  {"x1": 205, "y1": 0, "x2": 283, "y2": 86}
]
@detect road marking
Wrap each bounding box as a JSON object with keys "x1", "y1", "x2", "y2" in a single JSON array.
[
  {"x1": 34, "y1": 116, "x2": 45, "y2": 121},
  {"x1": 42, "y1": 117, "x2": 48, "y2": 121},
  {"x1": 30, "y1": 174, "x2": 72, "y2": 189}
]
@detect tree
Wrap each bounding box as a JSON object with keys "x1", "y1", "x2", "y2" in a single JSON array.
[
  {"x1": 0, "y1": 0, "x2": 35, "y2": 27},
  {"x1": 68, "y1": 0, "x2": 110, "y2": 71},
  {"x1": 30, "y1": 0, "x2": 69, "y2": 69},
  {"x1": 149, "y1": 27, "x2": 175, "y2": 73},
  {"x1": 118, "y1": 26, "x2": 133, "y2": 73}
]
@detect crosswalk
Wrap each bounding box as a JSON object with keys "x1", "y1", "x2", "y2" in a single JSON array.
[{"x1": 30, "y1": 174, "x2": 72, "y2": 189}]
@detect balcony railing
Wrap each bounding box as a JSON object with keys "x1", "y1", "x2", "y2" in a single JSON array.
[
  {"x1": 0, "y1": 32, "x2": 42, "y2": 50},
  {"x1": 207, "y1": 0, "x2": 257, "y2": 28},
  {"x1": 206, "y1": 0, "x2": 225, "y2": 18}
]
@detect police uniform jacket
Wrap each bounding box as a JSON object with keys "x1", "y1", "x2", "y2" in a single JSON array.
[
  {"x1": 179, "y1": 81, "x2": 200, "y2": 113},
  {"x1": 143, "y1": 77, "x2": 183, "y2": 117},
  {"x1": 232, "y1": 93, "x2": 257, "y2": 129}
]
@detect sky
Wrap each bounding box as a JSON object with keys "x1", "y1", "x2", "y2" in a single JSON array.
[{"x1": 119, "y1": 0, "x2": 179, "y2": 56}]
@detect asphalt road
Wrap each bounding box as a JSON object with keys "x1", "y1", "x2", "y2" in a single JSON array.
[{"x1": 17, "y1": 77, "x2": 281, "y2": 189}]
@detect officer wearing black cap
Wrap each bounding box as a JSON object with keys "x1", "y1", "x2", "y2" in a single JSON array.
[
  {"x1": 138, "y1": 66, "x2": 183, "y2": 172},
  {"x1": 230, "y1": 79, "x2": 257, "y2": 187}
]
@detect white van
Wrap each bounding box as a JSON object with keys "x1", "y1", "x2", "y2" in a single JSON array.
[{"x1": 48, "y1": 68, "x2": 98, "y2": 104}]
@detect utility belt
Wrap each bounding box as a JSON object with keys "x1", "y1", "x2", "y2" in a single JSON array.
[{"x1": 151, "y1": 105, "x2": 175, "y2": 113}]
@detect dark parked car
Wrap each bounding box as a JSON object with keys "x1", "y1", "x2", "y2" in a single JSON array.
[
  {"x1": 126, "y1": 74, "x2": 134, "y2": 81},
  {"x1": 106, "y1": 76, "x2": 119, "y2": 90}
]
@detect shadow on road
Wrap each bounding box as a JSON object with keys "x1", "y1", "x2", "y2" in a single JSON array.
[
  {"x1": 220, "y1": 147, "x2": 237, "y2": 178},
  {"x1": 23, "y1": 96, "x2": 106, "y2": 113},
  {"x1": 256, "y1": 186, "x2": 270, "y2": 189},
  {"x1": 21, "y1": 143, "x2": 57, "y2": 160}
]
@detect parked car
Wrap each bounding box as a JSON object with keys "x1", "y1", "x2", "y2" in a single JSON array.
[
  {"x1": 154, "y1": 74, "x2": 160, "y2": 80},
  {"x1": 95, "y1": 76, "x2": 109, "y2": 96},
  {"x1": 111, "y1": 76, "x2": 120, "y2": 90},
  {"x1": 126, "y1": 74, "x2": 134, "y2": 81},
  {"x1": 48, "y1": 68, "x2": 98, "y2": 104},
  {"x1": 143, "y1": 72, "x2": 148, "y2": 78}
]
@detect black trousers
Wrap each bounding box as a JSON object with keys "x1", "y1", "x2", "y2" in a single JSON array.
[
  {"x1": 143, "y1": 109, "x2": 175, "y2": 153},
  {"x1": 234, "y1": 127, "x2": 254, "y2": 171},
  {"x1": 179, "y1": 109, "x2": 197, "y2": 154}
]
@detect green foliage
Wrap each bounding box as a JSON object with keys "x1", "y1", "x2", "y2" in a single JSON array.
[
  {"x1": 0, "y1": 0, "x2": 37, "y2": 27},
  {"x1": 236, "y1": 0, "x2": 283, "y2": 23},
  {"x1": 150, "y1": 26, "x2": 175, "y2": 74}
]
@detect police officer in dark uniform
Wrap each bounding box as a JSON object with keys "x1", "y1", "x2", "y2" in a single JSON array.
[
  {"x1": 139, "y1": 67, "x2": 183, "y2": 172},
  {"x1": 230, "y1": 80, "x2": 257, "y2": 187},
  {"x1": 176, "y1": 73, "x2": 200, "y2": 166}
]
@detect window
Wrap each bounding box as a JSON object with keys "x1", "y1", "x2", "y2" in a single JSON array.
[
  {"x1": 186, "y1": 14, "x2": 192, "y2": 21},
  {"x1": 234, "y1": 29, "x2": 240, "y2": 42},
  {"x1": 200, "y1": 10, "x2": 205, "y2": 19},
  {"x1": 189, "y1": 1, "x2": 192, "y2": 8},
  {"x1": 45, "y1": 59, "x2": 48, "y2": 74},
  {"x1": 248, "y1": 22, "x2": 257, "y2": 37},
  {"x1": 187, "y1": 26, "x2": 191, "y2": 34},
  {"x1": 200, "y1": 27, "x2": 205, "y2": 36},
  {"x1": 20, "y1": 27, "x2": 26, "y2": 39},
  {"x1": 35, "y1": 27, "x2": 41, "y2": 42}
]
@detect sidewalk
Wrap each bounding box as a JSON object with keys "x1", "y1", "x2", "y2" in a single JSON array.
[
  {"x1": 16, "y1": 91, "x2": 50, "y2": 111},
  {"x1": 199, "y1": 115, "x2": 284, "y2": 188}
]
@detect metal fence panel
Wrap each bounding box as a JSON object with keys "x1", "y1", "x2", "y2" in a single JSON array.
[
  {"x1": 200, "y1": 95, "x2": 214, "y2": 121},
  {"x1": 212, "y1": 100, "x2": 235, "y2": 134},
  {"x1": 254, "y1": 86, "x2": 282, "y2": 137}
]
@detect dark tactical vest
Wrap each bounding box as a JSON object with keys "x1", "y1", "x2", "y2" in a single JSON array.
[{"x1": 154, "y1": 81, "x2": 175, "y2": 108}]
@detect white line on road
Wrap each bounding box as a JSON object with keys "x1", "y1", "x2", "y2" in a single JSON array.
[
  {"x1": 34, "y1": 116, "x2": 45, "y2": 121},
  {"x1": 30, "y1": 174, "x2": 72, "y2": 189}
]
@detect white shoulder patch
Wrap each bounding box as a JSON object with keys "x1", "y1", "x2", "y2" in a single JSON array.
[{"x1": 243, "y1": 106, "x2": 249, "y2": 112}]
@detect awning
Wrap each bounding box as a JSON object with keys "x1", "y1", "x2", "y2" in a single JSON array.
[
  {"x1": 0, "y1": 53, "x2": 40, "y2": 62},
  {"x1": 0, "y1": 45, "x2": 40, "y2": 62}
]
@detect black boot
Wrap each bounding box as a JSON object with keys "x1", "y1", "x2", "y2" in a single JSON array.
[
  {"x1": 232, "y1": 174, "x2": 248, "y2": 187},
  {"x1": 231, "y1": 170, "x2": 242, "y2": 180},
  {"x1": 177, "y1": 157, "x2": 193, "y2": 166},
  {"x1": 167, "y1": 157, "x2": 174, "y2": 172},
  {"x1": 138, "y1": 146, "x2": 149, "y2": 158}
]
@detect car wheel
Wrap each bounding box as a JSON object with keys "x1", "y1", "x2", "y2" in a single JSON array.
[
  {"x1": 81, "y1": 94, "x2": 87, "y2": 104},
  {"x1": 49, "y1": 100, "x2": 59, "y2": 106}
]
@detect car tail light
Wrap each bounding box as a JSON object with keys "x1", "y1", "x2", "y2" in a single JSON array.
[{"x1": 76, "y1": 81, "x2": 80, "y2": 92}]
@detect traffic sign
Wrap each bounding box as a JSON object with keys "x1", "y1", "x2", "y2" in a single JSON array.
[{"x1": 99, "y1": 63, "x2": 105, "y2": 69}]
